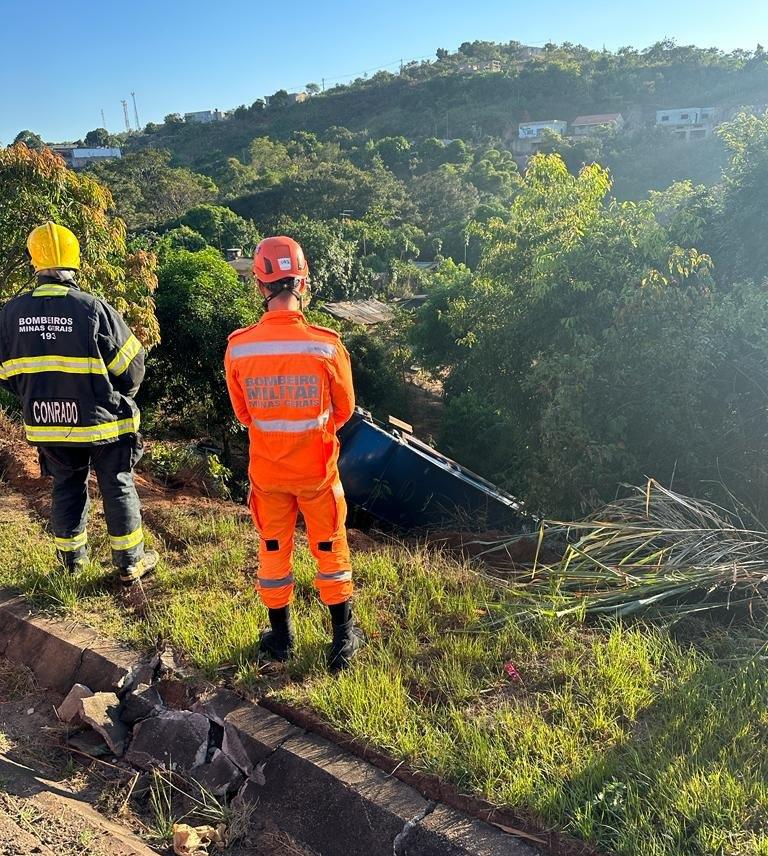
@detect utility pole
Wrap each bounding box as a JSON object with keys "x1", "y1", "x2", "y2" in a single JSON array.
[
  {"x1": 100, "y1": 108, "x2": 107, "y2": 130},
  {"x1": 121, "y1": 100, "x2": 131, "y2": 133},
  {"x1": 321, "y1": 77, "x2": 325, "y2": 92},
  {"x1": 131, "y1": 91, "x2": 140, "y2": 130}
]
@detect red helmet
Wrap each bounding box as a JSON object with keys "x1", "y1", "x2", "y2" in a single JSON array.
[{"x1": 253, "y1": 236, "x2": 309, "y2": 284}]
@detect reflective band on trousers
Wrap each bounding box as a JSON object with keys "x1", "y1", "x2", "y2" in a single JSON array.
[
  {"x1": 24, "y1": 415, "x2": 139, "y2": 443},
  {"x1": 54, "y1": 531, "x2": 88, "y2": 552},
  {"x1": 315, "y1": 570, "x2": 352, "y2": 582},
  {"x1": 252, "y1": 409, "x2": 330, "y2": 434},
  {"x1": 1, "y1": 355, "x2": 107, "y2": 378},
  {"x1": 230, "y1": 340, "x2": 336, "y2": 359},
  {"x1": 257, "y1": 574, "x2": 295, "y2": 589},
  {"x1": 109, "y1": 527, "x2": 144, "y2": 551},
  {"x1": 107, "y1": 335, "x2": 142, "y2": 376}
]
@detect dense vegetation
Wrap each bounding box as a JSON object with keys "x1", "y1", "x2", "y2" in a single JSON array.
[{"x1": 5, "y1": 39, "x2": 768, "y2": 518}]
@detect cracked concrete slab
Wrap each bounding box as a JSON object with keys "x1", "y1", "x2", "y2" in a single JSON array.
[
  {"x1": 126, "y1": 710, "x2": 210, "y2": 771},
  {"x1": 56, "y1": 683, "x2": 94, "y2": 722},
  {"x1": 192, "y1": 748, "x2": 244, "y2": 796},
  {"x1": 406, "y1": 804, "x2": 543, "y2": 855},
  {"x1": 78, "y1": 692, "x2": 128, "y2": 757},
  {"x1": 223, "y1": 703, "x2": 301, "y2": 769},
  {"x1": 393, "y1": 801, "x2": 437, "y2": 854}
]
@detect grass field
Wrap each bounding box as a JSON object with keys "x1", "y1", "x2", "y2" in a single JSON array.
[{"x1": 1, "y1": 477, "x2": 767, "y2": 856}]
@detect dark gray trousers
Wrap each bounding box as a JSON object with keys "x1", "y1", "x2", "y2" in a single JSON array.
[{"x1": 38, "y1": 436, "x2": 145, "y2": 569}]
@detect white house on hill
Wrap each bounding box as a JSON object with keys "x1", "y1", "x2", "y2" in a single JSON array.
[
  {"x1": 655, "y1": 107, "x2": 715, "y2": 140},
  {"x1": 518, "y1": 120, "x2": 567, "y2": 140}
]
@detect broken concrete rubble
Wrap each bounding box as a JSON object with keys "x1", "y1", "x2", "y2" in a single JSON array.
[
  {"x1": 67, "y1": 729, "x2": 112, "y2": 758},
  {"x1": 56, "y1": 683, "x2": 93, "y2": 723},
  {"x1": 78, "y1": 691, "x2": 128, "y2": 757},
  {"x1": 221, "y1": 721, "x2": 255, "y2": 777},
  {"x1": 2, "y1": 591, "x2": 542, "y2": 856},
  {"x1": 120, "y1": 683, "x2": 163, "y2": 726},
  {"x1": 126, "y1": 710, "x2": 210, "y2": 772},
  {"x1": 192, "y1": 689, "x2": 247, "y2": 725},
  {"x1": 191, "y1": 748, "x2": 244, "y2": 797},
  {"x1": 122, "y1": 652, "x2": 160, "y2": 691}
]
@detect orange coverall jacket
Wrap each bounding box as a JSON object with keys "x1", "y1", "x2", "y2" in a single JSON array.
[{"x1": 224, "y1": 310, "x2": 356, "y2": 607}]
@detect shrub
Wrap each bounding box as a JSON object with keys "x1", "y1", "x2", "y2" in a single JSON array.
[{"x1": 139, "y1": 441, "x2": 231, "y2": 498}]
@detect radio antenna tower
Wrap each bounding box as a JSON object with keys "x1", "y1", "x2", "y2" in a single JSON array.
[
  {"x1": 131, "y1": 91, "x2": 140, "y2": 130},
  {"x1": 100, "y1": 108, "x2": 107, "y2": 129},
  {"x1": 121, "y1": 99, "x2": 131, "y2": 133}
]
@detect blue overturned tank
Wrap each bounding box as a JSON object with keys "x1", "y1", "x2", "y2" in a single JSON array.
[{"x1": 338, "y1": 408, "x2": 535, "y2": 534}]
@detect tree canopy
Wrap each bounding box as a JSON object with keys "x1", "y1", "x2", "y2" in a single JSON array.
[
  {"x1": 0, "y1": 144, "x2": 159, "y2": 345},
  {"x1": 87, "y1": 149, "x2": 217, "y2": 230}
]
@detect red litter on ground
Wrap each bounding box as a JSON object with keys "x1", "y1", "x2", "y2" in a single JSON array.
[{"x1": 503, "y1": 662, "x2": 521, "y2": 681}]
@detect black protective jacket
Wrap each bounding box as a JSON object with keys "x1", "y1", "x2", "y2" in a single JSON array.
[{"x1": 0, "y1": 278, "x2": 145, "y2": 446}]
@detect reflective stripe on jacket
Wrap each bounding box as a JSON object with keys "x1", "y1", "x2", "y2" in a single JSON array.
[
  {"x1": 224, "y1": 310, "x2": 355, "y2": 490},
  {"x1": 0, "y1": 281, "x2": 145, "y2": 446}
]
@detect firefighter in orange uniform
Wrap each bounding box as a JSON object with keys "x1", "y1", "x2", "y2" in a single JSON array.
[{"x1": 224, "y1": 236, "x2": 363, "y2": 670}]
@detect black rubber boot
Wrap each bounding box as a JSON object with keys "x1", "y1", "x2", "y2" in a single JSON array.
[
  {"x1": 259, "y1": 606, "x2": 296, "y2": 662},
  {"x1": 328, "y1": 600, "x2": 365, "y2": 672}
]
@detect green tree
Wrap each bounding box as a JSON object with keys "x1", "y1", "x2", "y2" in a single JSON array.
[
  {"x1": 420, "y1": 154, "x2": 739, "y2": 513},
  {"x1": 344, "y1": 328, "x2": 409, "y2": 418},
  {"x1": 288, "y1": 159, "x2": 414, "y2": 222},
  {"x1": 177, "y1": 204, "x2": 260, "y2": 252},
  {"x1": 411, "y1": 165, "x2": 479, "y2": 258},
  {"x1": 341, "y1": 216, "x2": 425, "y2": 269},
  {"x1": 468, "y1": 146, "x2": 521, "y2": 199},
  {"x1": 0, "y1": 144, "x2": 159, "y2": 345},
  {"x1": 159, "y1": 226, "x2": 208, "y2": 252},
  {"x1": 84, "y1": 127, "x2": 116, "y2": 148},
  {"x1": 370, "y1": 136, "x2": 412, "y2": 177},
  {"x1": 88, "y1": 149, "x2": 217, "y2": 230},
  {"x1": 716, "y1": 111, "x2": 768, "y2": 283},
  {"x1": 268, "y1": 89, "x2": 291, "y2": 109},
  {"x1": 143, "y1": 248, "x2": 258, "y2": 443},
  {"x1": 12, "y1": 130, "x2": 44, "y2": 150}
]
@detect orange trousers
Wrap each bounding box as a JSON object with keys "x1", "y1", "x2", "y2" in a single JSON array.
[{"x1": 248, "y1": 480, "x2": 352, "y2": 608}]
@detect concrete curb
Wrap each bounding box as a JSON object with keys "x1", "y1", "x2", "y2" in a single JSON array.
[
  {"x1": 0, "y1": 590, "x2": 138, "y2": 694},
  {"x1": 0, "y1": 590, "x2": 544, "y2": 856}
]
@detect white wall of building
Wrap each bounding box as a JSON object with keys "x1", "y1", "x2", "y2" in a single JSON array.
[{"x1": 518, "y1": 120, "x2": 567, "y2": 139}]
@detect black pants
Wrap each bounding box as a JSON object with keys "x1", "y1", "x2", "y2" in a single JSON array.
[{"x1": 38, "y1": 436, "x2": 145, "y2": 569}]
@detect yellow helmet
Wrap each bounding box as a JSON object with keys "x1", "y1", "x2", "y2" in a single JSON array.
[{"x1": 27, "y1": 222, "x2": 80, "y2": 271}]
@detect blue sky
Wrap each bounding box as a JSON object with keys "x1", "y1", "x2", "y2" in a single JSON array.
[{"x1": 2, "y1": 0, "x2": 765, "y2": 144}]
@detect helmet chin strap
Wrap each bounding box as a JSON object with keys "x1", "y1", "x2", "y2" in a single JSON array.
[{"x1": 262, "y1": 277, "x2": 308, "y2": 310}]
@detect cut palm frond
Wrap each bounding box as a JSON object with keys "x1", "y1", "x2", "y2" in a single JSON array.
[{"x1": 490, "y1": 479, "x2": 768, "y2": 620}]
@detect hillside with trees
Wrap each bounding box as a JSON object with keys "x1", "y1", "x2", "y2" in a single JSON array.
[
  {"x1": 121, "y1": 39, "x2": 768, "y2": 196},
  {"x1": 5, "y1": 40, "x2": 768, "y2": 519}
]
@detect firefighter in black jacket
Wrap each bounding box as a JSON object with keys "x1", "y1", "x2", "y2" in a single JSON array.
[{"x1": 0, "y1": 223, "x2": 158, "y2": 586}]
